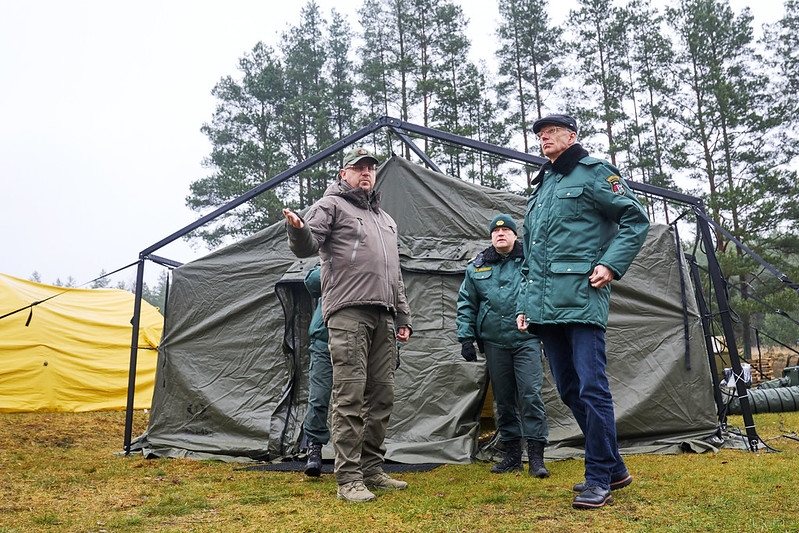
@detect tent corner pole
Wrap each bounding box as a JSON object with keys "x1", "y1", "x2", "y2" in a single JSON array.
[
  {"x1": 687, "y1": 254, "x2": 725, "y2": 418},
  {"x1": 123, "y1": 257, "x2": 146, "y2": 455},
  {"x1": 695, "y1": 205, "x2": 761, "y2": 451}
]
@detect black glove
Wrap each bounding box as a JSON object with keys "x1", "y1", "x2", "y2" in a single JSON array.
[
  {"x1": 476, "y1": 338, "x2": 485, "y2": 354},
  {"x1": 461, "y1": 341, "x2": 477, "y2": 362}
]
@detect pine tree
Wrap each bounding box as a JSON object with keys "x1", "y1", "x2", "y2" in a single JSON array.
[
  {"x1": 618, "y1": 0, "x2": 683, "y2": 224},
  {"x1": 358, "y1": 0, "x2": 394, "y2": 122},
  {"x1": 463, "y1": 63, "x2": 514, "y2": 190},
  {"x1": 566, "y1": 0, "x2": 631, "y2": 166},
  {"x1": 430, "y1": 1, "x2": 475, "y2": 177},
  {"x1": 495, "y1": 0, "x2": 563, "y2": 187},
  {"x1": 279, "y1": 1, "x2": 335, "y2": 207},
  {"x1": 667, "y1": 0, "x2": 799, "y2": 357},
  {"x1": 91, "y1": 269, "x2": 111, "y2": 289},
  {"x1": 762, "y1": 0, "x2": 799, "y2": 168},
  {"x1": 382, "y1": 0, "x2": 416, "y2": 127},
  {"x1": 327, "y1": 9, "x2": 359, "y2": 144},
  {"x1": 186, "y1": 42, "x2": 290, "y2": 247}
]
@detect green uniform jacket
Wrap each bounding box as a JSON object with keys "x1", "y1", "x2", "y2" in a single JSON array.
[
  {"x1": 304, "y1": 265, "x2": 328, "y2": 343},
  {"x1": 457, "y1": 242, "x2": 532, "y2": 348},
  {"x1": 516, "y1": 146, "x2": 650, "y2": 330}
]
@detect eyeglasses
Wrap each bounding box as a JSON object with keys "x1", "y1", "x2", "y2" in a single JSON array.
[
  {"x1": 535, "y1": 126, "x2": 576, "y2": 139},
  {"x1": 536, "y1": 126, "x2": 563, "y2": 139},
  {"x1": 345, "y1": 163, "x2": 376, "y2": 172}
]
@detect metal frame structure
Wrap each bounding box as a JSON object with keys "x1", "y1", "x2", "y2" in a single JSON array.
[{"x1": 123, "y1": 116, "x2": 762, "y2": 454}]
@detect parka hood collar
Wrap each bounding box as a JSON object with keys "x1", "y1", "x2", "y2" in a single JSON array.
[
  {"x1": 476, "y1": 241, "x2": 524, "y2": 266},
  {"x1": 327, "y1": 179, "x2": 382, "y2": 212},
  {"x1": 531, "y1": 144, "x2": 590, "y2": 186}
]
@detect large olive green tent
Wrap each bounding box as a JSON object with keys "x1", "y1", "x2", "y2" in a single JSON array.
[{"x1": 131, "y1": 156, "x2": 720, "y2": 463}]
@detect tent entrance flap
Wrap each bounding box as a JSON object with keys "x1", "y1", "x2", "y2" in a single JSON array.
[{"x1": 274, "y1": 260, "x2": 318, "y2": 458}]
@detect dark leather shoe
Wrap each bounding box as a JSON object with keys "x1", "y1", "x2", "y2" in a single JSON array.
[
  {"x1": 572, "y1": 485, "x2": 612, "y2": 509},
  {"x1": 573, "y1": 471, "x2": 632, "y2": 493}
]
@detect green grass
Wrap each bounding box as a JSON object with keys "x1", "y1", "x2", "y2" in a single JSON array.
[{"x1": 1, "y1": 410, "x2": 799, "y2": 532}]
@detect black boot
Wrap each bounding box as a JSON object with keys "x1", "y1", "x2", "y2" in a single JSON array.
[
  {"x1": 528, "y1": 440, "x2": 550, "y2": 478},
  {"x1": 304, "y1": 442, "x2": 322, "y2": 477},
  {"x1": 490, "y1": 440, "x2": 523, "y2": 473}
]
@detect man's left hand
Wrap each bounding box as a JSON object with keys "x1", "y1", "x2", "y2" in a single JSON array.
[
  {"x1": 589, "y1": 264, "x2": 613, "y2": 289},
  {"x1": 396, "y1": 326, "x2": 411, "y2": 342}
]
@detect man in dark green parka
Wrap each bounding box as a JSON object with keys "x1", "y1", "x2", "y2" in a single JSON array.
[
  {"x1": 457, "y1": 214, "x2": 550, "y2": 478},
  {"x1": 516, "y1": 114, "x2": 650, "y2": 510}
]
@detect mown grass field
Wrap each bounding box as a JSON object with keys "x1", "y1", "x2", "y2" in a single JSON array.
[{"x1": 2, "y1": 410, "x2": 799, "y2": 533}]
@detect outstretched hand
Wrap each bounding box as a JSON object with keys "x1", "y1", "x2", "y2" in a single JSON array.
[{"x1": 282, "y1": 208, "x2": 304, "y2": 229}]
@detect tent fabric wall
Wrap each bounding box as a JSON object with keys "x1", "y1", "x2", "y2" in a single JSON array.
[
  {"x1": 132, "y1": 156, "x2": 719, "y2": 463},
  {"x1": 136, "y1": 226, "x2": 310, "y2": 462},
  {"x1": 0, "y1": 273, "x2": 163, "y2": 412}
]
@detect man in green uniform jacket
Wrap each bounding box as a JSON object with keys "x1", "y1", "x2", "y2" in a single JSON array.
[
  {"x1": 516, "y1": 114, "x2": 650, "y2": 510},
  {"x1": 457, "y1": 214, "x2": 550, "y2": 478},
  {"x1": 302, "y1": 264, "x2": 331, "y2": 478}
]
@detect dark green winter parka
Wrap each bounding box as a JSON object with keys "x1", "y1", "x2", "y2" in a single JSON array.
[
  {"x1": 457, "y1": 241, "x2": 531, "y2": 348},
  {"x1": 516, "y1": 144, "x2": 650, "y2": 330}
]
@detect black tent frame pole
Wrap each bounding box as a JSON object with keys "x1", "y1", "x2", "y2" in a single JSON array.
[
  {"x1": 698, "y1": 210, "x2": 799, "y2": 297},
  {"x1": 139, "y1": 121, "x2": 387, "y2": 259},
  {"x1": 123, "y1": 116, "x2": 554, "y2": 453},
  {"x1": 694, "y1": 205, "x2": 761, "y2": 451},
  {"x1": 123, "y1": 257, "x2": 146, "y2": 454},
  {"x1": 687, "y1": 254, "x2": 725, "y2": 419},
  {"x1": 382, "y1": 117, "x2": 547, "y2": 166},
  {"x1": 389, "y1": 126, "x2": 442, "y2": 173}
]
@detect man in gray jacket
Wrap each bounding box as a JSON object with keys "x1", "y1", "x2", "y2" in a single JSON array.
[{"x1": 282, "y1": 147, "x2": 412, "y2": 503}]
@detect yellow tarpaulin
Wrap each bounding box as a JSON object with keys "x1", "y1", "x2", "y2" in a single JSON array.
[{"x1": 0, "y1": 272, "x2": 163, "y2": 412}]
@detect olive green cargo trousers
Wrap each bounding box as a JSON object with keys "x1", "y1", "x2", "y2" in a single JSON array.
[{"x1": 326, "y1": 305, "x2": 397, "y2": 485}]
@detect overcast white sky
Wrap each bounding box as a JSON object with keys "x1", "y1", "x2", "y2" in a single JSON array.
[{"x1": 0, "y1": 0, "x2": 783, "y2": 288}]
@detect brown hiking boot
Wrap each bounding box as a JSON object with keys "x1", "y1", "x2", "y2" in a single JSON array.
[
  {"x1": 336, "y1": 480, "x2": 376, "y2": 502},
  {"x1": 363, "y1": 471, "x2": 408, "y2": 491}
]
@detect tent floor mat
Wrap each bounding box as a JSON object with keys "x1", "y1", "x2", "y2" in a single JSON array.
[{"x1": 240, "y1": 460, "x2": 443, "y2": 474}]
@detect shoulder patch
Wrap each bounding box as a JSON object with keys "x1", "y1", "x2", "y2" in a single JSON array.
[
  {"x1": 606, "y1": 175, "x2": 626, "y2": 195},
  {"x1": 474, "y1": 266, "x2": 492, "y2": 273}
]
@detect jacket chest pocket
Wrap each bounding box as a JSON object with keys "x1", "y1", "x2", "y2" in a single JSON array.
[
  {"x1": 473, "y1": 268, "x2": 493, "y2": 281},
  {"x1": 369, "y1": 214, "x2": 398, "y2": 243},
  {"x1": 555, "y1": 187, "x2": 584, "y2": 218}
]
